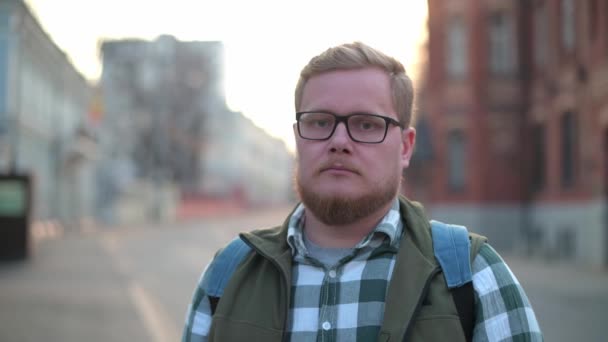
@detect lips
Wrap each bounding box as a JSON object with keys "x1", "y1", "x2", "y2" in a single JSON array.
[{"x1": 319, "y1": 163, "x2": 359, "y2": 175}]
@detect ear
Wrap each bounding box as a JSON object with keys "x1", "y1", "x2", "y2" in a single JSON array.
[
  {"x1": 293, "y1": 123, "x2": 299, "y2": 142},
  {"x1": 293, "y1": 123, "x2": 303, "y2": 153},
  {"x1": 400, "y1": 127, "x2": 416, "y2": 169}
]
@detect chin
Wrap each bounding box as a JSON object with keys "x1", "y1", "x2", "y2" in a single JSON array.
[
  {"x1": 312, "y1": 185, "x2": 366, "y2": 200},
  {"x1": 297, "y1": 185, "x2": 398, "y2": 226}
]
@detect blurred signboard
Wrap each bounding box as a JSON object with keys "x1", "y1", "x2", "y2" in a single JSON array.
[
  {"x1": 0, "y1": 174, "x2": 31, "y2": 260},
  {"x1": 0, "y1": 179, "x2": 26, "y2": 216}
]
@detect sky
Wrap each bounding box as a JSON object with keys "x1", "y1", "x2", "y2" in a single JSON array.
[{"x1": 24, "y1": 0, "x2": 428, "y2": 152}]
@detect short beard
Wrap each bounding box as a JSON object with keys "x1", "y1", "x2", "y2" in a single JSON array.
[{"x1": 295, "y1": 171, "x2": 400, "y2": 226}]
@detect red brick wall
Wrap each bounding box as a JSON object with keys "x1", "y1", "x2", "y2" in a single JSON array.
[{"x1": 422, "y1": 0, "x2": 608, "y2": 206}]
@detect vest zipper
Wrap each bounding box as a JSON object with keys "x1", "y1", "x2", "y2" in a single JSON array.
[
  {"x1": 401, "y1": 266, "x2": 441, "y2": 341},
  {"x1": 240, "y1": 237, "x2": 290, "y2": 342}
]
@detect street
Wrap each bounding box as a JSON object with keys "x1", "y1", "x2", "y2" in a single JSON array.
[{"x1": 1, "y1": 207, "x2": 606, "y2": 342}]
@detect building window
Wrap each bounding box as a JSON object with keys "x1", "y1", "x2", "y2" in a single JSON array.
[
  {"x1": 532, "y1": 123, "x2": 546, "y2": 191},
  {"x1": 446, "y1": 16, "x2": 468, "y2": 79},
  {"x1": 589, "y1": 0, "x2": 598, "y2": 41},
  {"x1": 488, "y1": 11, "x2": 517, "y2": 75},
  {"x1": 561, "y1": 111, "x2": 577, "y2": 187},
  {"x1": 534, "y1": 2, "x2": 548, "y2": 68},
  {"x1": 447, "y1": 130, "x2": 466, "y2": 191},
  {"x1": 560, "y1": 0, "x2": 576, "y2": 51}
]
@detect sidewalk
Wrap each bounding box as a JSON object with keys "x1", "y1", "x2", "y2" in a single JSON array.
[
  {"x1": 503, "y1": 253, "x2": 608, "y2": 295},
  {"x1": 29, "y1": 202, "x2": 297, "y2": 242},
  {"x1": 0, "y1": 235, "x2": 151, "y2": 342},
  {"x1": 501, "y1": 254, "x2": 608, "y2": 342}
]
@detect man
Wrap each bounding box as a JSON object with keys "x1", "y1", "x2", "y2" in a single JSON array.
[{"x1": 182, "y1": 42, "x2": 543, "y2": 341}]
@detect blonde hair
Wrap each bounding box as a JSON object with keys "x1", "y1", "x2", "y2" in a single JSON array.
[{"x1": 295, "y1": 42, "x2": 414, "y2": 126}]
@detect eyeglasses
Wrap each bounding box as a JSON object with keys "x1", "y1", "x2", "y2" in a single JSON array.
[{"x1": 295, "y1": 111, "x2": 403, "y2": 144}]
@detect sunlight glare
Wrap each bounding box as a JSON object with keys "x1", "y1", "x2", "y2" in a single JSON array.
[{"x1": 24, "y1": 0, "x2": 428, "y2": 153}]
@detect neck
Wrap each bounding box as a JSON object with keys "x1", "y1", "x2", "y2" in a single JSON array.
[{"x1": 303, "y1": 200, "x2": 393, "y2": 248}]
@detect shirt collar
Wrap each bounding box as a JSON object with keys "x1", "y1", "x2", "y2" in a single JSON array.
[{"x1": 286, "y1": 199, "x2": 403, "y2": 255}]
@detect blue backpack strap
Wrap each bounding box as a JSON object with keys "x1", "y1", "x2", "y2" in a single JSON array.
[
  {"x1": 203, "y1": 237, "x2": 252, "y2": 297},
  {"x1": 430, "y1": 220, "x2": 472, "y2": 289}
]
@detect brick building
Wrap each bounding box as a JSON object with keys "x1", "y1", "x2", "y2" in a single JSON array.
[{"x1": 412, "y1": 0, "x2": 608, "y2": 267}]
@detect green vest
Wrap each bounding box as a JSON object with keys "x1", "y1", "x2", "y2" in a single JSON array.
[{"x1": 208, "y1": 197, "x2": 487, "y2": 341}]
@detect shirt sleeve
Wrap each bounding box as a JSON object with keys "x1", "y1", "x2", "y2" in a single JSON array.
[
  {"x1": 182, "y1": 262, "x2": 213, "y2": 342},
  {"x1": 471, "y1": 244, "x2": 544, "y2": 342}
]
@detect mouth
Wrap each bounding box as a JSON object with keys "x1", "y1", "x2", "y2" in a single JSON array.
[{"x1": 320, "y1": 164, "x2": 359, "y2": 175}]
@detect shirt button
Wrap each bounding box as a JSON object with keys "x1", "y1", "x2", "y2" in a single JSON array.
[
  {"x1": 328, "y1": 270, "x2": 337, "y2": 278},
  {"x1": 322, "y1": 321, "x2": 331, "y2": 330}
]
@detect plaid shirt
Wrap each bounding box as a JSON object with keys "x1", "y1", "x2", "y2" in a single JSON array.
[{"x1": 182, "y1": 200, "x2": 543, "y2": 341}]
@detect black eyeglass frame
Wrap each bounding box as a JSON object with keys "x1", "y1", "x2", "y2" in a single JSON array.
[{"x1": 295, "y1": 111, "x2": 404, "y2": 144}]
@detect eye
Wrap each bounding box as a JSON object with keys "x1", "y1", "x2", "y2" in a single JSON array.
[
  {"x1": 314, "y1": 119, "x2": 331, "y2": 128},
  {"x1": 352, "y1": 116, "x2": 383, "y2": 131},
  {"x1": 359, "y1": 121, "x2": 375, "y2": 130},
  {"x1": 300, "y1": 113, "x2": 334, "y2": 129}
]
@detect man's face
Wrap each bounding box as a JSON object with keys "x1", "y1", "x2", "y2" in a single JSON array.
[{"x1": 294, "y1": 67, "x2": 416, "y2": 225}]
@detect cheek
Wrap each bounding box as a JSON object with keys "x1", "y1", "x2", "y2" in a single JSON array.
[
  {"x1": 368, "y1": 149, "x2": 402, "y2": 177},
  {"x1": 295, "y1": 150, "x2": 317, "y2": 177},
  {"x1": 296, "y1": 142, "x2": 324, "y2": 164}
]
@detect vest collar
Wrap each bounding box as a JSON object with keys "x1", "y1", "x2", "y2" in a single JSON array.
[{"x1": 379, "y1": 196, "x2": 439, "y2": 341}]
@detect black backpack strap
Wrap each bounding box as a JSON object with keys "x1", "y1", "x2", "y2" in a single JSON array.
[
  {"x1": 430, "y1": 220, "x2": 476, "y2": 342},
  {"x1": 209, "y1": 296, "x2": 220, "y2": 315},
  {"x1": 452, "y1": 282, "x2": 475, "y2": 342}
]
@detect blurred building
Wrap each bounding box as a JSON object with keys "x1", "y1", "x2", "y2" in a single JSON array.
[
  {"x1": 98, "y1": 36, "x2": 292, "y2": 223},
  {"x1": 416, "y1": 0, "x2": 608, "y2": 267},
  {"x1": 201, "y1": 109, "x2": 293, "y2": 205},
  {"x1": 0, "y1": 0, "x2": 97, "y2": 229}
]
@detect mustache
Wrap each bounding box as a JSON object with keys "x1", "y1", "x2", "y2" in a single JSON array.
[{"x1": 317, "y1": 160, "x2": 361, "y2": 175}]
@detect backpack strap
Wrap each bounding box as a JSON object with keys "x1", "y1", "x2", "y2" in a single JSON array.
[
  {"x1": 203, "y1": 237, "x2": 252, "y2": 314},
  {"x1": 430, "y1": 220, "x2": 474, "y2": 342},
  {"x1": 430, "y1": 220, "x2": 472, "y2": 288},
  {"x1": 451, "y1": 282, "x2": 475, "y2": 342}
]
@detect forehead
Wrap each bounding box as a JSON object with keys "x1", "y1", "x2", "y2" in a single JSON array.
[{"x1": 300, "y1": 68, "x2": 396, "y2": 117}]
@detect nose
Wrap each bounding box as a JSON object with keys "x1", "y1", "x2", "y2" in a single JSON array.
[{"x1": 328, "y1": 122, "x2": 352, "y2": 154}]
